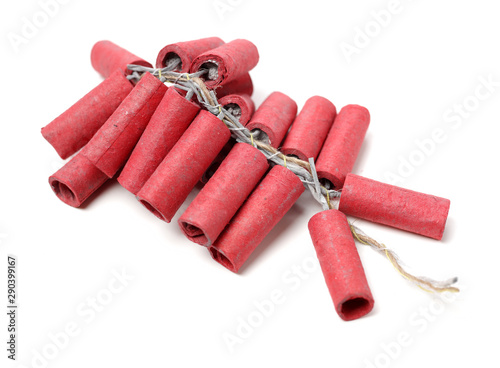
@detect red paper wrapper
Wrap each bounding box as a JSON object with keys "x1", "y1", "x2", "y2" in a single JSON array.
[
  {"x1": 190, "y1": 39, "x2": 259, "y2": 88},
  {"x1": 246, "y1": 92, "x2": 297, "y2": 148},
  {"x1": 156, "y1": 37, "x2": 224, "y2": 72},
  {"x1": 179, "y1": 143, "x2": 269, "y2": 247},
  {"x1": 339, "y1": 174, "x2": 450, "y2": 240},
  {"x1": 41, "y1": 70, "x2": 134, "y2": 159},
  {"x1": 81, "y1": 73, "x2": 167, "y2": 178},
  {"x1": 218, "y1": 94, "x2": 255, "y2": 126},
  {"x1": 201, "y1": 140, "x2": 235, "y2": 184},
  {"x1": 49, "y1": 153, "x2": 108, "y2": 208},
  {"x1": 281, "y1": 96, "x2": 337, "y2": 161},
  {"x1": 137, "y1": 110, "x2": 231, "y2": 223},
  {"x1": 91, "y1": 40, "x2": 152, "y2": 78},
  {"x1": 308, "y1": 209, "x2": 374, "y2": 321},
  {"x1": 209, "y1": 165, "x2": 304, "y2": 273},
  {"x1": 117, "y1": 88, "x2": 200, "y2": 195},
  {"x1": 316, "y1": 104, "x2": 370, "y2": 189},
  {"x1": 216, "y1": 73, "x2": 254, "y2": 98}
]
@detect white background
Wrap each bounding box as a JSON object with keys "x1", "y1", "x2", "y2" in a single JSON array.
[{"x1": 1, "y1": 0, "x2": 499, "y2": 367}]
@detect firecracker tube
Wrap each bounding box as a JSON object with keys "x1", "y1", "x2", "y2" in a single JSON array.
[
  {"x1": 91, "y1": 40, "x2": 152, "y2": 78},
  {"x1": 218, "y1": 94, "x2": 255, "y2": 126},
  {"x1": 339, "y1": 174, "x2": 451, "y2": 240},
  {"x1": 41, "y1": 69, "x2": 134, "y2": 159},
  {"x1": 190, "y1": 39, "x2": 259, "y2": 88},
  {"x1": 156, "y1": 37, "x2": 224, "y2": 72},
  {"x1": 117, "y1": 88, "x2": 200, "y2": 195},
  {"x1": 179, "y1": 142, "x2": 269, "y2": 247},
  {"x1": 49, "y1": 153, "x2": 109, "y2": 208},
  {"x1": 81, "y1": 73, "x2": 167, "y2": 178},
  {"x1": 308, "y1": 209, "x2": 375, "y2": 321},
  {"x1": 315, "y1": 104, "x2": 370, "y2": 189},
  {"x1": 201, "y1": 140, "x2": 235, "y2": 184},
  {"x1": 209, "y1": 165, "x2": 305, "y2": 273},
  {"x1": 246, "y1": 92, "x2": 297, "y2": 148},
  {"x1": 281, "y1": 96, "x2": 337, "y2": 161},
  {"x1": 137, "y1": 110, "x2": 231, "y2": 223},
  {"x1": 216, "y1": 73, "x2": 254, "y2": 98}
]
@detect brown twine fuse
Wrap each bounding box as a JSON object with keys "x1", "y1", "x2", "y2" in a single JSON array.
[{"x1": 127, "y1": 65, "x2": 459, "y2": 294}]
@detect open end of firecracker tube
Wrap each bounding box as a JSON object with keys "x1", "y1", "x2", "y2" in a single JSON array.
[
  {"x1": 139, "y1": 199, "x2": 168, "y2": 222},
  {"x1": 339, "y1": 297, "x2": 373, "y2": 321},
  {"x1": 163, "y1": 52, "x2": 182, "y2": 71},
  {"x1": 320, "y1": 178, "x2": 336, "y2": 190},
  {"x1": 250, "y1": 129, "x2": 270, "y2": 145},
  {"x1": 179, "y1": 220, "x2": 208, "y2": 246},
  {"x1": 209, "y1": 247, "x2": 236, "y2": 273},
  {"x1": 224, "y1": 103, "x2": 242, "y2": 121},
  {"x1": 200, "y1": 61, "x2": 219, "y2": 80},
  {"x1": 50, "y1": 179, "x2": 78, "y2": 207},
  {"x1": 280, "y1": 147, "x2": 307, "y2": 161}
]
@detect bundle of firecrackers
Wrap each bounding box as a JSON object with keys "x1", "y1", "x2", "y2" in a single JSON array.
[{"x1": 42, "y1": 37, "x2": 457, "y2": 322}]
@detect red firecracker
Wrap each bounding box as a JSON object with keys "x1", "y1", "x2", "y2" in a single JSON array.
[
  {"x1": 339, "y1": 174, "x2": 450, "y2": 240},
  {"x1": 309, "y1": 209, "x2": 375, "y2": 321},
  {"x1": 137, "y1": 110, "x2": 231, "y2": 223},
  {"x1": 42, "y1": 69, "x2": 133, "y2": 159},
  {"x1": 118, "y1": 88, "x2": 200, "y2": 195},
  {"x1": 209, "y1": 165, "x2": 304, "y2": 273},
  {"x1": 91, "y1": 40, "x2": 152, "y2": 78},
  {"x1": 81, "y1": 73, "x2": 167, "y2": 178},
  {"x1": 316, "y1": 104, "x2": 370, "y2": 189},
  {"x1": 179, "y1": 142, "x2": 269, "y2": 247}
]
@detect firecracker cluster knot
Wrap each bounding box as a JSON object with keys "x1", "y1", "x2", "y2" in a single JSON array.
[{"x1": 42, "y1": 37, "x2": 459, "y2": 322}]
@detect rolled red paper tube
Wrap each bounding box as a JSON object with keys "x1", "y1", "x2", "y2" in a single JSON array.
[
  {"x1": 281, "y1": 96, "x2": 337, "y2": 161},
  {"x1": 216, "y1": 73, "x2": 254, "y2": 98},
  {"x1": 41, "y1": 70, "x2": 134, "y2": 159},
  {"x1": 338, "y1": 173, "x2": 451, "y2": 240},
  {"x1": 137, "y1": 110, "x2": 231, "y2": 223},
  {"x1": 48, "y1": 153, "x2": 108, "y2": 208},
  {"x1": 91, "y1": 40, "x2": 152, "y2": 78},
  {"x1": 308, "y1": 209, "x2": 374, "y2": 321},
  {"x1": 316, "y1": 104, "x2": 370, "y2": 189},
  {"x1": 209, "y1": 165, "x2": 305, "y2": 273},
  {"x1": 201, "y1": 140, "x2": 235, "y2": 184},
  {"x1": 246, "y1": 92, "x2": 297, "y2": 148},
  {"x1": 155, "y1": 37, "x2": 224, "y2": 72},
  {"x1": 190, "y1": 39, "x2": 259, "y2": 88},
  {"x1": 218, "y1": 94, "x2": 255, "y2": 126},
  {"x1": 81, "y1": 73, "x2": 167, "y2": 178},
  {"x1": 179, "y1": 142, "x2": 269, "y2": 247},
  {"x1": 117, "y1": 88, "x2": 200, "y2": 195}
]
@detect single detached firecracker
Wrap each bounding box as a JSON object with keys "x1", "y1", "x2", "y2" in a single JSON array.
[
  {"x1": 49, "y1": 153, "x2": 109, "y2": 208},
  {"x1": 179, "y1": 143, "x2": 269, "y2": 247},
  {"x1": 246, "y1": 92, "x2": 297, "y2": 148},
  {"x1": 137, "y1": 110, "x2": 231, "y2": 223},
  {"x1": 316, "y1": 104, "x2": 370, "y2": 189},
  {"x1": 81, "y1": 73, "x2": 167, "y2": 178},
  {"x1": 209, "y1": 165, "x2": 305, "y2": 273},
  {"x1": 216, "y1": 73, "x2": 254, "y2": 98},
  {"x1": 218, "y1": 94, "x2": 255, "y2": 126},
  {"x1": 281, "y1": 96, "x2": 337, "y2": 161},
  {"x1": 117, "y1": 88, "x2": 200, "y2": 195},
  {"x1": 156, "y1": 37, "x2": 224, "y2": 72},
  {"x1": 308, "y1": 209, "x2": 374, "y2": 321},
  {"x1": 190, "y1": 39, "x2": 259, "y2": 88},
  {"x1": 42, "y1": 69, "x2": 134, "y2": 159},
  {"x1": 339, "y1": 174, "x2": 450, "y2": 240},
  {"x1": 91, "y1": 40, "x2": 152, "y2": 78}
]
